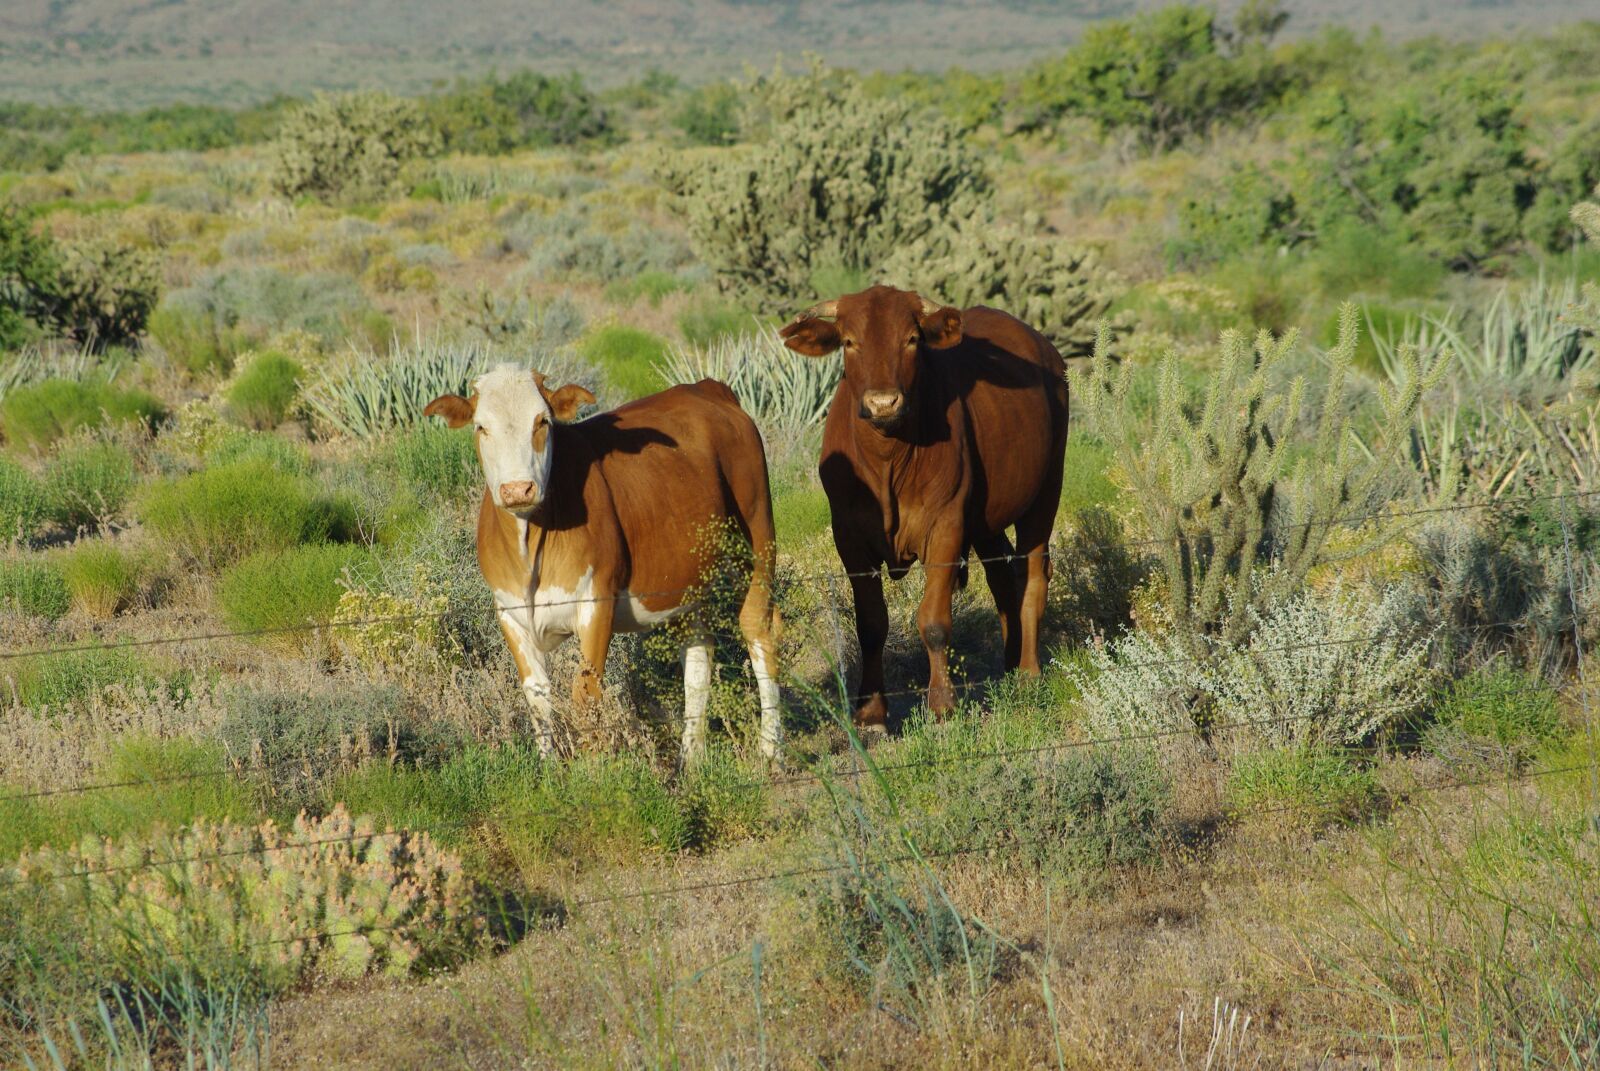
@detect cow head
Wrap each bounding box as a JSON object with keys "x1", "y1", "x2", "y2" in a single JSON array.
[
  {"x1": 779, "y1": 285, "x2": 962, "y2": 432},
  {"x1": 424, "y1": 364, "x2": 595, "y2": 517}
]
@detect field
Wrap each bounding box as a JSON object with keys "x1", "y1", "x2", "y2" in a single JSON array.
[{"x1": 4, "y1": 6, "x2": 1600, "y2": 1068}]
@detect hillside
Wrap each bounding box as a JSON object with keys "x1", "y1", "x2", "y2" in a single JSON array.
[{"x1": 1, "y1": 0, "x2": 1595, "y2": 106}]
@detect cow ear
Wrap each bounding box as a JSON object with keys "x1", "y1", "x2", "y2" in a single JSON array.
[
  {"x1": 918, "y1": 305, "x2": 963, "y2": 350},
  {"x1": 543, "y1": 383, "x2": 596, "y2": 423},
  {"x1": 779, "y1": 316, "x2": 843, "y2": 357},
  {"x1": 424, "y1": 394, "x2": 474, "y2": 429}
]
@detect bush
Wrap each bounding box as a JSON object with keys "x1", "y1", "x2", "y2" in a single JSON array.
[
  {"x1": 2, "y1": 646, "x2": 156, "y2": 709},
  {"x1": 673, "y1": 81, "x2": 741, "y2": 145},
  {"x1": 580, "y1": 324, "x2": 668, "y2": 399},
  {"x1": 147, "y1": 302, "x2": 249, "y2": 376},
  {"x1": 41, "y1": 435, "x2": 136, "y2": 530},
  {"x1": 657, "y1": 66, "x2": 990, "y2": 303},
  {"x1": 57, "y1": 540, "x2": 144, "y2": 618},
  {"x1": 36, "y1": 236, "x2": 162, "y2": 347},
  {"x1": 0, "y1": 377, "x2": 164, "y2": 452},
  {"x1": 1226, "y1": 747, "x2": 1379, "y2": 828},
  {"x1": 1067, "y1": 581, "x2": 1434, "y2": 752},
  {"x1": 429, "y1": 70, "x2": 610, "y2": 152},
  {"x1": 0, "y1": 202, "x2": 58, "y2": 350},
  {"x1": 1425, "y1": 665, "x2": 1563, "y2": 769},
  {"x1": 880, "y1": 216, "x2": 1120, "y2": 357},
  {"x1": 138, "y1": 459, "x2": 358, "y2": 567},
  {"x1": 0, "y1": 556, "x2": 69, "y2": 619},
  {"x1": 225, "y1": 350, "x2": 303, "y2": 430},
  {"x1": 162, "y1": 265, "x2": 372, "y2": 347},
  {"x1": 676, "y1": 298, "x2": 750, "y2": 347},
  {"x1": 216, "y1": 543, "x2": 377, "y2": 641},
  {"x1": 269, "y1": 91, "x2": 441, "y2": 203},
  {"x1": 0, "y1": 455, "x2": 48, "y2": 543}
]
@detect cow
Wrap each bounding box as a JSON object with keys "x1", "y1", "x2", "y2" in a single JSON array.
[
  {"x1": 779, "y1": 285, "x2": 1068, "y2": 728},
  {"x1": 424, "y1": 366, "x2": 782, "y2": 762}
]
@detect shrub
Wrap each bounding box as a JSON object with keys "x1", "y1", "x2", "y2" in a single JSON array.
[
  {"x1": 1067, "y1": 581, "x2": 1433, "y2": 752},
  {"x1": 0, "y1": 202, "x2": 58, "y2": 350},
  {"x1": 673, "y1": 81, "x2": 741, "y2": 145},
  {"x1": 4, "y1": 806, "x2": 492, "y2": 1062},
  {"x1": 580, "y1": 324, "x2": 668, "y2": 399},
  {"x1": 657, "y1": 66, "x2": 990, "y2": 303},
  {"x1": 1425, "y1": 665, "x2": 1563, "y2": 769},
  {"x1": 269, "y1": 91, "x2": 441, "y2": 203},
  {"x1": 879, "y1": 216, "x2": 1120, "y2": 357},
  {"x1": 36, "y1": 236, "x2": 162, "y2": 347},
  {"x1": 353, "y1": 512, "x2": 501, "y2": 665},
  {"x1": 1226, "y1": 747, "x2": 1379, "y2": 828},
  {"x1": 216, "y1": 543, "x2": 377, "y2": 641},
  {"x1": 41, "y1": 435, "x2": 136, "y2": 530},
  {"x1": 57, "y1": 540, "x2": 144, "y2": 618},
  {"x1": 162, "y1": 265, "x2": 372, "y2": 347},
  {"x1": 0, "y1": 377, "x2": 165, "y2": 452},
  {"x1": 138, "y1": 459, "x2": 358, "y2": 568},
  {"x1": 1071, "y1": 305, "x2": 1446, "y2": 666},
  {"x1": 603, "y1": 269, "x2": 693, "y2": 307},
  {"x1": 148, "y1": 301, "x2": 250, "y2": 376},
  {"x1": 2, "y1": 646, "x2": 156, "y2": 709},
  {"x1": 225, "y1": 350, "x2": 303, "y2": 429},
  {"x1": 677, "y1": 298, "x2": 751, "y2": 347},
  {"x1": 0, "y1": 556, "x2": 69, "y2": 619},
  {"x1": 429, "y1": 70, "x2": 610, "y2": 152},
  {"x1": 0, "y1": 454, "x2": 47, "y2": 543},
  {"x1": 380, "y1": 422, "x2": 479, "y2": 498}
]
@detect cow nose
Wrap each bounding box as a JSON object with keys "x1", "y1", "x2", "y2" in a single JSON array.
[
  {"x1": 861, "y1": 390, "x2": 904, "y2": 421},
  {"x1": 499, "y1": 480, "x2": 538, "y2": 507}
]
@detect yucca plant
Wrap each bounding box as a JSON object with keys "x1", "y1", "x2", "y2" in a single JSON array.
[{"x1": 654, "y1": 324, "x2": 840, "y2": 454}]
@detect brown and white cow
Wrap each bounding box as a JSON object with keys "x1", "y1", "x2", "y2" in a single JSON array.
[
  {"x1": 424, "y1": 366, "x2": 782, "y2": 760},
  {"x1": 780, "y1": 285, "x2": 1068, "y2": 727}
]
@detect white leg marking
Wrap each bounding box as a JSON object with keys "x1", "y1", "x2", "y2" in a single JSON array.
[
  {"x1": 496, "y1": 592, "x2": 562, "y2": 756},
  {"x1": 750, "y1": 642, "x2": 782, "y2": 762},
  {"x1": 681, "y1": 641, "x2": 714, "y2": 762}
]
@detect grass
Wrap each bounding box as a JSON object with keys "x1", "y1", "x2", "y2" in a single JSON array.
[
  {"x1": 225, "y1": 350, "x2": 303, "y2": 429},
  {"x1": 138, "y1": 458, "x2": 359, "y2": 567},
  {"x1": 0, "y1": 556, "x2": 70, "y2": 619},
  {"x1": 604, "y1": 270, "x2": 694, "y2": 307},
  {"x1": 0, "y1": 455, "x2": 48, "y2": 543},
  {"x1": 1226, "y1": 747, "x2": 1380, "y2": 829},
  {"x1": 579, "y1": 323, "x2": 669, "y2": 400},
  {"x1": 1423, "y1": 664, "x2": 1565, "y2": 769},
  {"x1": 40, "y1": 436, "x2": 136, "y2": 531},
  {"x1": 56, "y1": 539, "x2": 145, "y2": 618},
  {"x1": 1058, "y1": 434, "x2": 1118, "y2": 515},
  {"x1": 0, "y1": 737, "x2": 258, "y2": 860},
  {"x1": 771, "y1": 482, "x2": 831, "y2": 545},
  {"x1": 216, "y1": 542, "x2": 378, "y2": 641},
  {"x1": 0, "y1": 378, "x2": 165, "y2": 452},
  {"x1": 380, "y1": 422, "x2": 480, "y2": 498},
  {"x1": 1, "y1": 646, "x2": 159, "y2": 710}
]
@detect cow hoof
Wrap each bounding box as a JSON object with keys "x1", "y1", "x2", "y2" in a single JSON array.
[{"x1": 853, "y1": 694, "x2": 888, "y2": 731}]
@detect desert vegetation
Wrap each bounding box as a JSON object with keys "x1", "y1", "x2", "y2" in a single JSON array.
[{"x1": 4, "y1": 6, "x2": 1600, "y2": 1067}]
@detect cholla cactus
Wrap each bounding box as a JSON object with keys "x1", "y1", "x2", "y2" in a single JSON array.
[
  {"x1": 41, "y1": 236, "x2": 162, "y2": 347},
  {"x1": 269, "y1": 92, "x2": 441, "y2": 203},
  {"x1": 656, "y1": 69, "x2": 990, "y2": 303},
  {"x1": 879, "y1": 217, "x2": 1121, "y2": 357}
]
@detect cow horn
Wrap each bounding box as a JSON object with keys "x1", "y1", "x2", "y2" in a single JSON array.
[
  {"x1": 801, "y1": 299, "x2": 838, "y2": 320},
  {"x1": 917, "y1": 294, "x2": 944, "y2": 316}
]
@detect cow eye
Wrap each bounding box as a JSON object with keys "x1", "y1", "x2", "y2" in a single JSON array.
[{"x1": 842, "y1": 338, "x2": 856, "y2": 350}]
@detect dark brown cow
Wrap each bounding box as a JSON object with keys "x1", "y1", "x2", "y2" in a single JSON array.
[
  {"x1": 425, "y1": 366, "x2": 782, "y2": 760},
  {"x1": 780, "y1": 285, "x2": 1068, "y2": 726}
]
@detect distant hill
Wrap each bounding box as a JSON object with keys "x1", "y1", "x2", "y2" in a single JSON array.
[{"x1": 1, "y1": 0, "x2": 1593, "y2": 108}]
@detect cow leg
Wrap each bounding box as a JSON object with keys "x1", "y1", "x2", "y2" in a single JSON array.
[
  {"x1": 918, "y1": 533, "x2": 964, "y2": 717},
  {"x1": 738, "y1": 578, "x2": 783, "y2": 764},
  {"x1": 680, "y1": 637, "x2": 715, "y2": 764},
  {"x1": 974, "y1": 532, "x2": 1023, "y2": 672},
  {"x1": 572, "y1": 596, "x2": 615, "y2": 711},
  {"x1": 1014, "y1": 502, "x2": 1059, "y2": 678},
  {"x1": 846, "y1": 569, "x2": 890, "y2": 729},
  {"x1": 496, "y1": 603, "x2": 568, "y2": 758}
]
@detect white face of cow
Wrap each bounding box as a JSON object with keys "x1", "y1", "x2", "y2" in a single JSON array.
[
  {"x1": 472, "y1": 366, "x2": 553, "y2": 516},
  {"x1": 423, "y1": 364, "x2": 596, "y2": 518}
]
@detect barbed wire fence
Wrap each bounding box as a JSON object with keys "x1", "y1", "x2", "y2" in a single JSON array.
[{"x1": 2, "y1": 482, "x2": 1599, "y2": 1063}]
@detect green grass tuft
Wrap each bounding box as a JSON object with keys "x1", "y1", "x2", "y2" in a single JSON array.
[
  {"x1": 579, "y1": 323, "x2": 669, "y2": 400},
  {"x1": 0, "y1": 556, "x2": 70, "y2": 619},
  {"x1": 225, "y1": 350, "x2": 304, "y2": 429},
  {"x1": 216, "y1": 542, "x2": 378, "y2": 640},
  {"x1": 0, "y1": 378, "x2": 165, "y2": 452}
]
